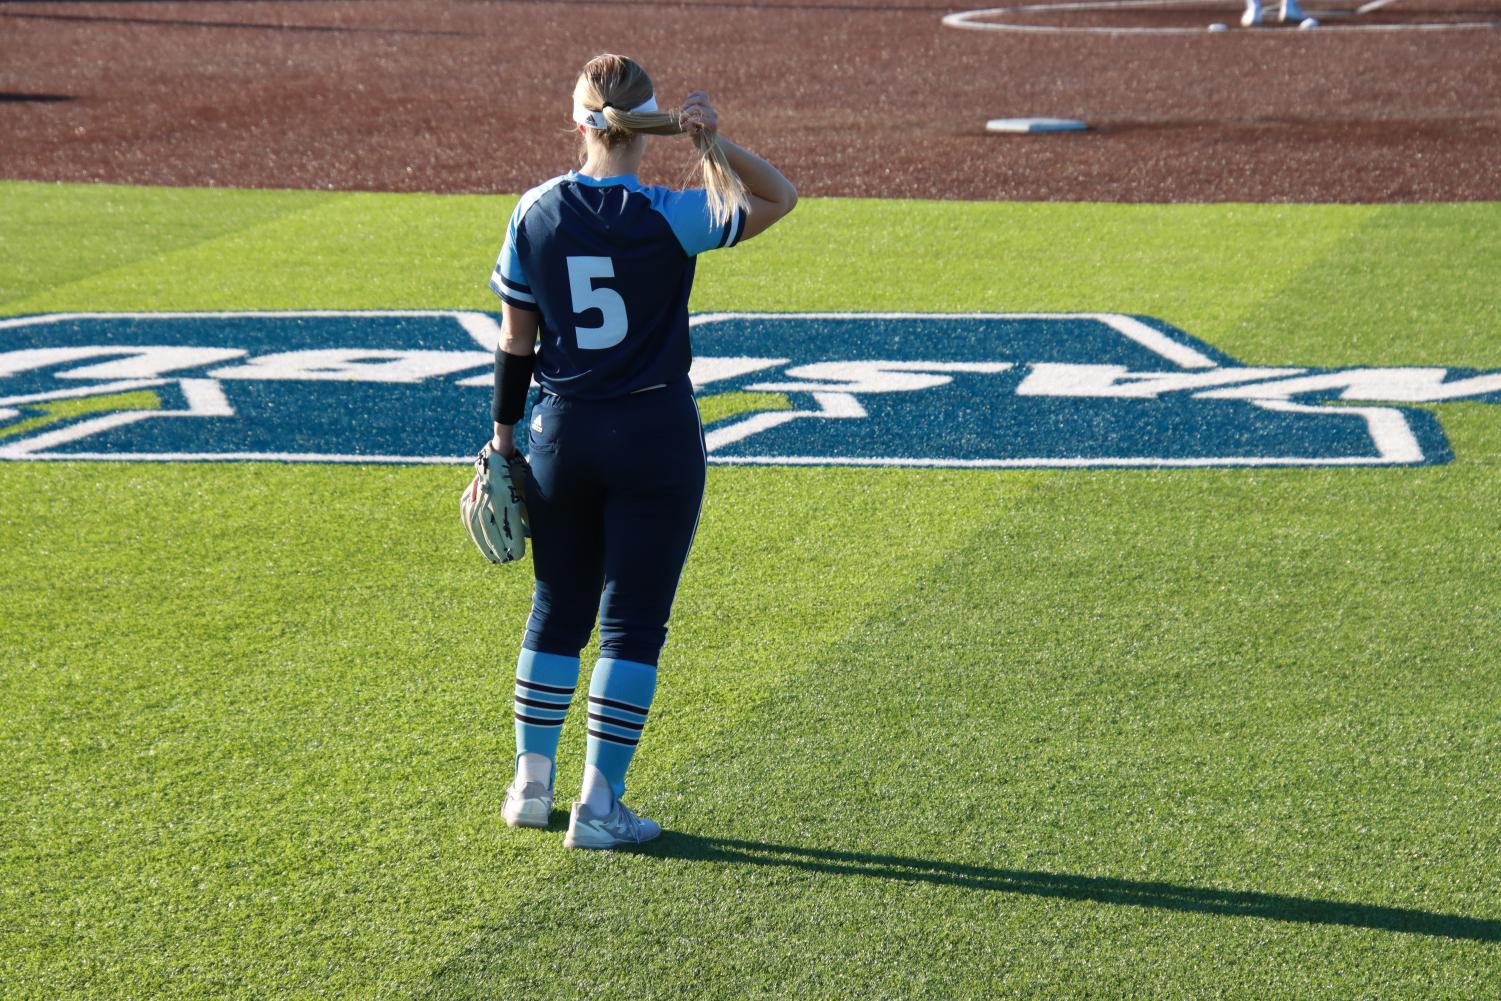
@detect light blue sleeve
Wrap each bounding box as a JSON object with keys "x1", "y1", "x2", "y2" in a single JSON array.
[
  {"x1": 489, "y1": 205, "x2": 537, "y2": 311},
  {"x1": 650, "y1": 187, "x2": 747, "y2": 257}
]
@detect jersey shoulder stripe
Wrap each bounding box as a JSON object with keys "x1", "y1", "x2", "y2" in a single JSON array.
[{"x1": 718, "y1": 207, "x2": 745, "y2": 249}]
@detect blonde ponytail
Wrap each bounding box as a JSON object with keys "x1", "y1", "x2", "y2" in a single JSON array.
[
  {"x1": 574, "y1": 55, "x2": 749, "y2": 228},
  {"x1": 689, "y1": 129, "x2": 750, "y2": 230}
]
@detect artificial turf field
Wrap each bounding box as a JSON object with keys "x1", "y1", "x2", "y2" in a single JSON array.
[{"x1": 3, "y1": 181, "x2": 1500, "y2": 998}]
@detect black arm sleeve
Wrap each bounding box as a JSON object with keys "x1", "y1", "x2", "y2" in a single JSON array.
[{"x1": 492, "y1": 348, "x2": 536, "y2": 426}]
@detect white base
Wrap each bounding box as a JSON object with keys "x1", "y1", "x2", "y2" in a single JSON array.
[{"x1": 986, "y1": 117, "x2": 1089, "y2": 134}]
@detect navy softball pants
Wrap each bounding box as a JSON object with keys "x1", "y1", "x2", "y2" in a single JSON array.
[{"x1": 521, "y1": 380, "x2": 707, "y2": 667}]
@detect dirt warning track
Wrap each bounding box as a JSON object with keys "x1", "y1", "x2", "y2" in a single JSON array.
[{"x1": 1, "y1": 0, "x2": 1498, "y2": 201}]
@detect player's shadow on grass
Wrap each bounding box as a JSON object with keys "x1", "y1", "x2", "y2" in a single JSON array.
[{"x1": 645, "y1": 834, "x2": 1501, "y2": 943}]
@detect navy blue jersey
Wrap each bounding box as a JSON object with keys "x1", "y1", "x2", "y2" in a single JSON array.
[{"x1": 489, "y1": 172, "x2": 746, "y2": 400}]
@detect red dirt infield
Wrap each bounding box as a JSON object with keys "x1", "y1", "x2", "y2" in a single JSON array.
[{"x1": 1, "y1": 0, "x2": 1498, "y2": 201}]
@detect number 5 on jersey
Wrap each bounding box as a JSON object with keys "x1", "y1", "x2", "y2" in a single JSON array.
[{"x1": 567, "y1": 256, "x2": 628, "y2": 350}]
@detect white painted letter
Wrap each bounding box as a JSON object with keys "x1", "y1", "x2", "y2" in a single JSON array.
[
  {"x1": 750, "y1": 360, "x2": 1012, "y2": 395},
  {"x1": 211, "y1": 349, "x2": 492, "y2": 383},
  {"x1": 1016, "y1": 363, "x2": 1305, "y2": 398},
  {"x1": 0, "y1": 346, "x2": 245, "y2": 380},
  {"x1": 1200, "y1": 368, "x2": 1501, "y2": 402}
]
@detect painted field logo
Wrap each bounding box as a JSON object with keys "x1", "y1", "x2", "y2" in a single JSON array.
[{"x1": 2, "y1": 310, "x2": 1499, "y2": 467}]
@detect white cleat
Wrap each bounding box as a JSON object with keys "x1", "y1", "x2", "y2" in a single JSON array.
[
  {"x1": 1240, "y1": 0, "x2": 1262, "y2": 25},
  {"x1": 1279, "y1": 0, "x2": 1306, "y2": 20},
  {"x1": 563, "y1": 799, "x2": 662, "y2": 850},
  {"x1": 502, "y1": 779, "x2": 553, "y2": 829}
]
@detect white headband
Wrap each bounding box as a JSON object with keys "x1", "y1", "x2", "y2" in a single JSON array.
[{"x1": 572, "y1": 94, "x2": 659, "y2": 130}]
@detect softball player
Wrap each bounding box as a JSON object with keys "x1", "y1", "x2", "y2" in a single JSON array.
[{"x1": 485, "y1": 54, "x2": 797, "y2": 849}]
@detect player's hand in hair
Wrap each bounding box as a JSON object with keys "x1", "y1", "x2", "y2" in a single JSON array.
[{"x1": 678, "y1": 92, "x2": 719, "y2": 138}]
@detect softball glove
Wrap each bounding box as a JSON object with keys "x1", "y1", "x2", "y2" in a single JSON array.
[{"x1": 461, "y1": 444, "x2": 529, "y2": 564}]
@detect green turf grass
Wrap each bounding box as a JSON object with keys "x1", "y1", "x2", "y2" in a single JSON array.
[{"x1": 2, "y1": 181, "x2": 1499, "y2": 998}]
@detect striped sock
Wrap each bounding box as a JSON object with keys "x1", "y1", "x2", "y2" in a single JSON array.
[
  {"x1": 513, "y1": 648, "x2": 581, "y2": 765},
  {"x1": 584, "y1": 657, "x2": 657, "y2": 800}
]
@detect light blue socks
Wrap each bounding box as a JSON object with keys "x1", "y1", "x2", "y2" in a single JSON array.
[
  {"x1": 583, "y1": 657, "x2": 657, "y2": 802},
  {"x1": 513, "y1": 649, "x2": 581, "y2": 769}
]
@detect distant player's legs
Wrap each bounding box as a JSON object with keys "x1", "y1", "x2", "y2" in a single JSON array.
[{"x1": 1242, "y1": 0, "x2": 1306, "y2": 23}]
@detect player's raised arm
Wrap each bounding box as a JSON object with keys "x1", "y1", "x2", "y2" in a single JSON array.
[
  {"x1": 717, "y1": 138, "x2": 798, "y2": 242},
  {"x1": 679, "y1": 91, "x2": 796, "y2": 242}
]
